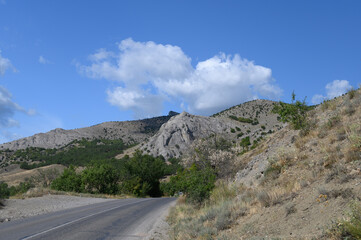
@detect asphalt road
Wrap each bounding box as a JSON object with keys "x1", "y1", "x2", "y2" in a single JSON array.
[{"x1": 0, "y1": 197, "x2": 176, "y2": 240}]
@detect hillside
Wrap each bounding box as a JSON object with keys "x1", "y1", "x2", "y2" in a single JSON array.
[
  {"x1": 140, "y1": 100, "x2": 283, "y2": 159},
  {"x1": 167, "y1": 88, "x2": 361, "y2": 239},
  {"x1": 0, "y1": 113, "x2": 178, "y2": 151}
]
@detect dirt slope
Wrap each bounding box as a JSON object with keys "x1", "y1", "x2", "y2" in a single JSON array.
[{"x1": 168, "y1": 89, "x2": 361, "y2": 239}]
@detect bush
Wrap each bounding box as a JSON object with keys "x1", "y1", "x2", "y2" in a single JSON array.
[
  {"x1": 0, "y1": 181, "x2": 10, "y2": 200},
  {"x1": 51, "y1": 165, "x2": 82, "y2": 192},
  {"x1": 81, "y1": 164, "x2": 119, "y2": 194},
  {"x1": 327, "y1": 201, "x2": 361, "y2": 239},
  {"x1": 123, "y1": 152, "x2": 166, "y2": 197},
  {"x1": 161, "y1": 164, "x2": 216, "y2": 204},
  {"x1": 240, "y1": 136, "x2": 251, "y2": 151},
  {"x1": 237, "y1": 132, "x2": 244, "y2": 138},
  {"x1": 348, "y1": 88, "x2": 357, "y2": 99},
  {"x1": 9, "y1": 181, "x2": 35, "y2": 196},
  {"x1": 273, "y1": 92, "x2": 311, "y2": 130}
]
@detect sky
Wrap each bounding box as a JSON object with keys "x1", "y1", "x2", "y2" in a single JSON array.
[{"x1": 0, "y1": 0, "x2": 360, "y2": 143}]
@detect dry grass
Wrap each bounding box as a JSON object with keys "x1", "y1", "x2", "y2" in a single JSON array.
[
  {"x1": 167, "y1": 182, "x2": 251, "y2": 240},
  {"x1": 167, "y1": 88, "x2": 361, "y2": 239}
]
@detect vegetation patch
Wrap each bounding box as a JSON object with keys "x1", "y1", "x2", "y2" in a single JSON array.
[
  {"x1": 228, "y1": 115, "x2": 259, "y2": 125},
  {"x1": 51, "y1": 152, "x2": 182, "y2": 197},
  {"x1": 272, "y1": 92, "x2": 313, "y2": 131},
  {"x1": 326, "y1": 201, "x2": 361, "y2": 239},
  {"x1": 11, "y1": 139, "x2": 130, "y2": 169}
]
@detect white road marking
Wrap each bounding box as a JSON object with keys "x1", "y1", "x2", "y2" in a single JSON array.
[{"x1": 21, "y1": 199, "x2": 151, "y2": 240}]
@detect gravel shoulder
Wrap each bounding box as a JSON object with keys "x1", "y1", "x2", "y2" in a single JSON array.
[
  {"x1": 145, "y1": 198, "x2": 176, "y2": 240},
  {"x1": 0, "y1": 194, "x2": 113, "y2": 222}
]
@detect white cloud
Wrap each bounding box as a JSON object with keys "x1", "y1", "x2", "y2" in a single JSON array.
[
  {"x1": 107, "y1": 87, "x2": 163, "y2": 119},
  {"x1": 0, "y1": 52, "x2": 35, "y2": 143},
  {"x1": 0, "y1": 86, "x2": 34, "y2": 127},
  {"x1": 325, "y1": 80, "x2": 352, "y2": 99},
  {"x1": 0, "y1": 51, "x2": 15, "y2": 75},
  {"x1": 312, "y1": 80, "x2": 352, "y2": 104},
  {"x1": 0, "y1": 130, "x2": 22, "y2": 143},
  {"x1": 311, "y1": 94, "x2": 325, "y2": 105},
  {"x1": 39, "y1": 55, "x2": 51, "y2": 64},
  {"x1": 79, "y1": 38, "x2": 282, "y2": 117}
]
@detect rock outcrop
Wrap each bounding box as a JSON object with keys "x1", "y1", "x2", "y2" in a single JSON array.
[
  {"x1": 141, "y1": 112, "x2": 231, "y2": 158},
  {"x1": 0, "y1": 115, "x2": 177, "y2": 151}
]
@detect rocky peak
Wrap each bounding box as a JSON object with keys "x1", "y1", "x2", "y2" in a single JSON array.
[{"x1": 140, "y1": 112, "x2": 229, "y2": 159}]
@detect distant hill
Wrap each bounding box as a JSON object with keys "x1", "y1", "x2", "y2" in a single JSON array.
[{"x1": 0, "y1": 112, "x2": 178, "y2": 151}]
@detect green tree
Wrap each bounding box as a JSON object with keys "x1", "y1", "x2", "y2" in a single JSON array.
[
  {"x1": 240, "y1": 136, "x2": 251, "y2": 151},
  {"x1": 81, "y1": 164, "x2": 119, "y2": 194},
  {"x1": 273, "y1": 91, "x2": 310, "y2": 130},
  {"x1": 122, "y1": 152, "x2": 166, "y2": 197},
  {"x1": 0, "y1": 181, "x2": 10, "y2": 200},
  {"x1": 161, "y1": 164, "x2": 216, "y2": 204},
  {"x1": 51, "y1": 165, "x2": 82, "y2": 192}
]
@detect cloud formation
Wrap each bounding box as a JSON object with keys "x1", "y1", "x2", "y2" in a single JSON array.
[
  {"x1": 312, "y1": 80, "x2": 352, "y2": 104},
  {"x1": 39, "y1": 56, "x2": 51, "y2": 64},
  {"x1": 79, "y1": 39, "x2": 282, "y2": 118},
  {"x1": 0, "y1": 51, "x2": 15, "y2": 75},
  {"x1": 0, "y1": 52, "x2": 35, "y2": 142}
]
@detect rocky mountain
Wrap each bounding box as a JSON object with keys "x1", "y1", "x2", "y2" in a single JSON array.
[
  {"x1": 140, "y1": 112, "x2": 230, "y2": 158},
  {"x1": 0, "y1": 113, "x2": 178, "y2": 151},
  {"x1": 0, "y1": 99, "x2": 284, "y2": 165},
  {"x1": 140, "y1": 99, "x2": 284, "y2": 159}
]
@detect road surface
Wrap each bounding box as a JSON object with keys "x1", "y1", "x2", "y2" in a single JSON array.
[{"x1": 0, "y1": 197, "x2": 176, "y2": 240}]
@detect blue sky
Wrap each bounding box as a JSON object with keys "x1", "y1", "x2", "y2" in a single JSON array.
[{"x1": 0, "y1": 0, "x2": 360, "y2": 143}]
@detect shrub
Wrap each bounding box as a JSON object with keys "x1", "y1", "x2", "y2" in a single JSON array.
[
  {"x1": 237, "y1": 132, "x2": 244, "y2": 138},
  {"x1": 81, "y1": 164, "x2": 119, "y2": 194},
  {"x1": 327, "y1": 201, "x2": 361, "y2": 239},
  {"x1": 341, "y1": 202, "x2": 361, "y2": 239},
  {"x1": 51, "y1": 165, "x2": 82, "y2": 192},
  {"x1": 161, "y1": 164, "x2": 216, "y2": 204},
  {"x1": 0, "y1": 181, "x2": 10, "y2": 200},
  {"x1": 240, "y1": 136, "x2": 251, "y2": 151},
  {"x1": 123, "y1": 152, "x2": 166, "y2": 197},
  {"x1": 9, "y1": 181, "x2": 35, "y2": 196},
  {"x1": 273, "y1": 92, "x2": 311, "y2": 130},
  {"x1": 229, "y1": 115, "x2": 254, "y2": 124},
  {"x1": 348, "y1": 88, "x2": 357, "y2": 99}
]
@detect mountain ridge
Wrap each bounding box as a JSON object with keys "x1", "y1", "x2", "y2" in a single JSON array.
[{"x1": 0, "y1": 114, "x2": 177, "y2": 151}]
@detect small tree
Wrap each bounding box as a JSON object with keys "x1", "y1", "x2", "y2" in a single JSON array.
[
  {"x1": 123, "y1": 152, "x2": 166, "y2": 197},
  {"x1": 81, "y1": 164, "x2": 119, "y2": 194},
  {"x1": 273, "y1": 91, "x2": 310, "y2": 130},
  {"x1": 240, "y1": 136, "x2": 251, "y2": 151},
  {"x1": 0, "y1": 181, "x2": 10, "y2": 200},
  {"x1": 51, "y1": 165, "x2": 82, "y2": 192},
  {"x1": 161, "y1": 164, "x2": 216, "y2": 204}
]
